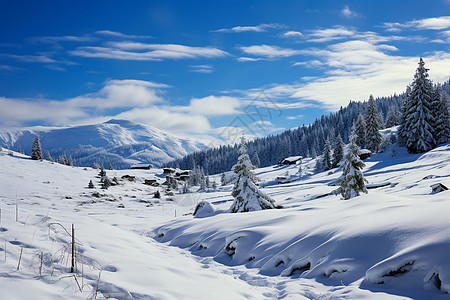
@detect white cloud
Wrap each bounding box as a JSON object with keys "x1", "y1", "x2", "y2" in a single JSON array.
[
  {"x1": 188, "y1": 96, "x2": 240, "y2": 115},
  {"x1": 286, "y1": 115, "x2": 305, "y2": 120},
  {"x1": 239, "y1": 45, "x2": 302, "y2": 59},
  {"x1": 68, "y1": 79, "x2": 167, "y2": 109},
  {"x1": 70, "y1": 43, "x2": 229, "y2": 61},
  {"x1": 293, "y1": 60, "x2": 324, "y2": 68},
  {"x1": 213, "y1": 23, "x2": 285, "y2": 33},
  {"x1": 236, "y1": 57, "x2": 262, "y2": 62},
  {"x1": 1, "y1": 54, "x2": 57, "y2": 63},
  {"x1": 189, "y1": 64, "x2": 214, "y2": 73},
  {"x1": 95, "y1": 30, "x2": 152, "y2": 39},
  {"x1": 306, "y1": 26, "x2": 355, "y2": 43},
  {"x1": 383, "y1": 16, "x2": 450, "y2": 32},
  {"x1": 114, "y1": 107, "x2": 211, "y2": 134},
  {"x1": 28, "y1": 36, "x2": 97, "y2": 43},
  {"x1": 282, "y1": 31, "x2": 304, "y2": 38},
  {"x1": 340, "y1": 5, "x2": 358, "y2": 18},
  {"x1": 0, "y1": 97, "x2": 88, "y2": 127}
]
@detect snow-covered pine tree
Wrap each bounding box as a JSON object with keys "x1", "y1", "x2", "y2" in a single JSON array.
[
  {"x1": 252, "y1": 151, "x2": 261, "y2": 168},
  {"x1": 336, "y1": 133, "x2": 368, "y2": 200},
  {"x1": 45, "y1": 151, "x2": 53, "y2": 162},
  {"x1": 220, "y1": 173, "x2": 226, "y2": 186},
  {"x1": 365, "y1": 95, "x2": 384, "y2": 152},
  {"x1": 229, "y1": 136, "x2": 276, "y2": 213},
  {"x1": 398, "y1": 85, "x2": 412, "y2": 147},
  {"x1": 321, "y1": 138, "x2": 332, "y2": 170},
  {"x1": 353, "y1": 114, "x2": 366, "y2": 148},
  {"x1": 31, "y1": 134, "x2": 42, "y2": 160},
  {"x1": 88, "y1": 180, "x2": 95, "y2": 189},
  {"x1": 434, "y1": 91, "x2": 450, "y2": 145},
  {"x1": 402, "y1": 58, "x2": 436, "y2": 153},
  {"x1": 332, "y1": 134, "x2": 344, "y2": 168},
  {"x1": 385, "y1": 105, "x2": 401, "y2": 127}
]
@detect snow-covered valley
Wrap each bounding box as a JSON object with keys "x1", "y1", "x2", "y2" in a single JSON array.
[{"x1": 1, "y1": 142, "x2": 450, "y2": 299}]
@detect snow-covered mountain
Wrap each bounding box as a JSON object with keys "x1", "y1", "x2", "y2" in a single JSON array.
[{"x1": 0, "y1": 119, "x2": 208, "y2": 168}]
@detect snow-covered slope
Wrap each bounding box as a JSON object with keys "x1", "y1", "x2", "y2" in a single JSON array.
[
  {"x1": 0, "y1": 119, "x2": 207, "y2": 168},
  {"x1": 1, "y1": 142, "x2": 450, "y2": 299},
  {"x1": 155, "y1": 143, "x2": 450, "y2": 299}
]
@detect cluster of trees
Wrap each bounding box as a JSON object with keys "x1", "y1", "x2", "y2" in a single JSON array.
[
  {"x1": 167, "y1": 93, "x2": 406, "y2": 175},
  {"x1": 169, "y1": 63, "x2": 449, "y2": 176},
  {"x1": 31, "y1": 134, "x2": 74, "y2": 166},
  {"x1": 399, "y1": 58, "x2": 450, "y2": 153}
]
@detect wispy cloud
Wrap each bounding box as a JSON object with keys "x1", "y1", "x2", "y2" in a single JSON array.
[
  {"x1": 236, "y1": 57, "x2": 262, "y2": 62},
  {"x1": 340, "y1": 5, "x2": 359, "y2": 18},
  {"x1": 0, "y1": 65, "x2": 23, "y2": 72},
  {"x1": 28, "y1": 35, "x2": 97, "y2": 44},
  {"x1": 292, "y1": 60, "x2": 324, "y2": 68},
  {"x1": 70, "y1": 42, "x2": 229, "y2": 61},
  {"x1": 213, "y1": 23, "x2": 285, "y2": 33},
  {"x1": 1, "y1": 54, "x2": 57, "y2": 63},
  {"x1": 281, "y1": 31, "x2": 304, "y2": 38},
  {"x1": 306, "y1": 25, "x2": 355, "y2": 43},
  {"x1": 189, "y1": 64, "x2": 214, "y2": 73},
  {"x1": 286, "y1": 114, "x2": 305, "y2": 120},
  {"x1": 383, "y1": 16, "x2": 450, "y2": 32},
  {"x1": 239, "y1": 45, "x2": 302, "y2": 59},
  {"x1": 95, "y1": 30, "x2": 153, "y2": 39}
]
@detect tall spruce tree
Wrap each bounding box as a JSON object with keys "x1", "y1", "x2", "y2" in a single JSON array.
[
  {"x1": 401, "y1": 58, "x2": 435, "y2": 153},
  {"x1": 353, "y1": 114, "x2": 367, "y2": 148},
  {"x1": 321, "y1": 138, "x2": 332, "y2": 170},
  {"x1": 336, "y1": 132, "x2": 368, "y2": 200},
  {"x1": 229, "y1": 136, "x2": 276, "y2": 213},
  {"x1": 365, "y1": 95, "x2": 384, "y2": 152},
  {"x1": 332, "y1": 134, "x2": 344, "y2": 168},
  {"x1": 385, "y1": 105, "x2": 401, "y2": 127},
  {"x1": 31, "y1": 134, "x2": 42, "y2": 160},
  {"x1": 434, "y1": 92, "x2": 450, "y2": 145}
]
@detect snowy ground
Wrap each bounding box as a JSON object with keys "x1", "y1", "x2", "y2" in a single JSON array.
[{"x1": 1, "y1": 143, "x2": 450, "y2": 299}]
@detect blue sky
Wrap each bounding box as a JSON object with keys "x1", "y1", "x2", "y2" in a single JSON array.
[{"x1": 1, "y1": 1, "x2": 450, "y2": 145}]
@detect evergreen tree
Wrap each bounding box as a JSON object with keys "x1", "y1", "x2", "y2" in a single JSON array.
[
  {"x1": 385, "y1": 105, "x2": 401, "y2": 127},
  {"x1": 332, "y1": 134, "x2": 344, "y2": 168},
  {"x1": 434, "y1": 91, "x2": 450, "y2": 145},
  {"x1": 31, "y1": 134, "x2": 42, "y2": 160},
  {"x1": 230, "y1": 136, "x2": 276, "y2": 213},
  {"x1": 402, "y1": 58, "x2": 436, "y2": 153},
  {"x1": 321, "y1": 138, "x2": 332, "y2": 170},
  {"x1": 220, "y1": 173, "x2": 227, "y2": 186},
  {"x1": 365, "y1": 95, "x2": 384, "y2": 152},
  {"x1": 88, "y1": 180, "x2": 95, "y2": 189},
  {"x1": 336, "y1": 133, "x2": 368, "y2": 200},
  {"x1": 211, "y1": 180, "x2": 218, "y2": 190},
  {"x1": 98, "y1": 167, "x2": 106, "y2": 178},
  {"x1": 101, "y1": 176, "x2": 112, "y2": 189},
  {"x1": 45, "y1": 151, "x2": 53, "y2": 162},
  {"x1": 252, "y1": 151, "x2": 261, "y2": 168},
  {"x1": 353, "y1": 114, "x2": 366, "y2": 148}
]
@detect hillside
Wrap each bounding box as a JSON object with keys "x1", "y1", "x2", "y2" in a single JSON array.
[
  {"x1": 0, "y1": 138, "x2": 450, "y2": 299},
  {"x1": 0, "y1": 119, "x2": 207, "y2": 169}
]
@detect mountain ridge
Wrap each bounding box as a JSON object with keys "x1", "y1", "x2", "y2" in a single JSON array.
[{"x1": 0, "y1": 119, "x2": 207, "y2": 169}]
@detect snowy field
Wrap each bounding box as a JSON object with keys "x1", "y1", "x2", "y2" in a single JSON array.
[{"x1": 1, "y1": 143, "x2": 450, "y2": 299}]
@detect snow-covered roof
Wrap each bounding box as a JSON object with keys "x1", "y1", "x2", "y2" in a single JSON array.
[
  {"x1": 359, "y1": 149, "x2": 372, "y2": 155},
  {"x1": 281, "y1": 156, "x2": 302, "y2": 163}
]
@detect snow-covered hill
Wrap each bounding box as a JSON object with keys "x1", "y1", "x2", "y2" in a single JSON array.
[
  {"x1": 0, "y1": 119, "x2": 207, "y2": 169},
  {"x1": 1, "y1": 142, "x2": 450, "y2": 299}
]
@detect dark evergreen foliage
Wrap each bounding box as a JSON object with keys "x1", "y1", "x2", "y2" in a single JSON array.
[{"x1": 31, "y1": 134, "x2": 42, "y2": 160}]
